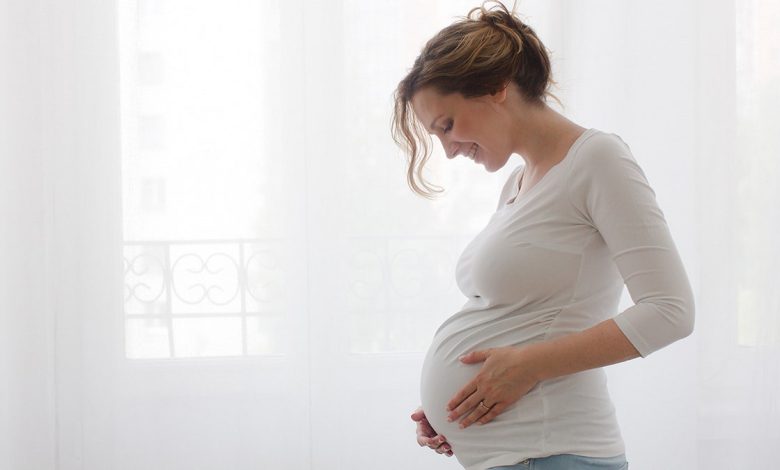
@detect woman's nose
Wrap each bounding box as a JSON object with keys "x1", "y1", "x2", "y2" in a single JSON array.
[
  {"x1": 445, "y1": 142, "x2": 459, "y2": 159},
  {"x1": 436, "y1": 135, "x2": 458, "y2": 159}
]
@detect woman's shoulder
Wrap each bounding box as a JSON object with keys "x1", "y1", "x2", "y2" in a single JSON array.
[
  {"x1": 566, "y1": 129, "x2": 652, "y2": 204},
  {"x1": 577, "y1": 129, "x2": 633, "y2": 158},
  {"x1": 568, "y1": 129, "x2": 637, "y2": 176}
]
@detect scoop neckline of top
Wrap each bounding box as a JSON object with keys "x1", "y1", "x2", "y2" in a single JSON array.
[{"x1": 502, "y1": 127, "x2": 598, "y2": 208}]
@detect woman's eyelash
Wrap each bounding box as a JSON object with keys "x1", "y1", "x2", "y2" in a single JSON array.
[{"x1": 443, "y1": 121, "x2": 453, "y2": 133}]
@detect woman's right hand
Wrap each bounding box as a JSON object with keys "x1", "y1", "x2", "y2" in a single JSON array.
[{"x1": 411, "y1": 406, "x2": 453, "y2": 457}]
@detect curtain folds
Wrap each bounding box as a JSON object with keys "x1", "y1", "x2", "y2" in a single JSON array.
[{"x1": 1, "y1": 1, "x2": 778, "y2": 469}]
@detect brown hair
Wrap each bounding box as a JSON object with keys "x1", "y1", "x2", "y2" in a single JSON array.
[{"x1": 391, "y1": 1, "x2": 561, "y2": 199}]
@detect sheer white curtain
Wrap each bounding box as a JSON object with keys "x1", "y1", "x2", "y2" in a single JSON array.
[{"x1": 1, "y1": 0, "x2": 778, "y2": 469}]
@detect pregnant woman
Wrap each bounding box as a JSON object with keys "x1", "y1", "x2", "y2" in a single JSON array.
[{"x1": 391, "y1": 2, "x2": 695, "y2": 470}]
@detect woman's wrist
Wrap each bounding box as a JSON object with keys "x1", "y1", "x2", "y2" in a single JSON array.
[{"x1": 517, "y1": 342, "x2": 550, "y2": 383}]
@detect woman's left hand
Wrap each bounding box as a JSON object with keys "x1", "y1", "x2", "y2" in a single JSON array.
[{"x1": 445, "y1": 346, "x2": 541, "y2": 429}]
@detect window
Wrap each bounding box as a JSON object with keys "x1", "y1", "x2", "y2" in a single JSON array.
[{"x1": 119, "y1": 0, "x2": 288, "y2": 358}]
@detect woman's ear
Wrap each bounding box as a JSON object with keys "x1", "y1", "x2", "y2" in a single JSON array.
[{"x1": 491, "y1": 81, "x2": 510, "y2": 103}]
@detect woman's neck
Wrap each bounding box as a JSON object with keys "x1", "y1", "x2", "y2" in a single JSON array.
[{"x1": 510, "y1": 102, "x2": 586, "y2": 173}]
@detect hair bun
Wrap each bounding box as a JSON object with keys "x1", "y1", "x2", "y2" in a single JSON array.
[
  {"x1": 481, "y1": 12, "x2": 499, "y2": 25},
  {"x1": 478, "y1": 5, "x2": 520, "y2": 32}
]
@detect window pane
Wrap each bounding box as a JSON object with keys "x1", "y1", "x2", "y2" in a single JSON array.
[{"x1": 119, "y1": 0, "x2": 290, "y2": 359}]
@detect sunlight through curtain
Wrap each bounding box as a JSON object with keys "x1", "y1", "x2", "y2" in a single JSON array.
[{"x1": 1, "y1": 1, "x2": 778, "y2": 469}]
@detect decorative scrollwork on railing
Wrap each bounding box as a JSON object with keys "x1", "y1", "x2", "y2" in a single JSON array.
[
  {"x1": 122, "y1": 239, "x2": 286, "y2": 358},
  {"x1": 124, "y1": 251, "x2": 167, "y2": 305},
  {"x1": 171, "y1": 251, "x2": 241, "y2": 306}
]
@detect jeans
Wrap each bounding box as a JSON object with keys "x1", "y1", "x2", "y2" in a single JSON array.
[{"x1": 489, "y1": 453, "x2": 628, "y2": 470}]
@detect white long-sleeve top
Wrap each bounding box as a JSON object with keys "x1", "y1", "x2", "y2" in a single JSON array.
[{"x1": 419, "y1": 128, "x2": 695, "y2": 470}]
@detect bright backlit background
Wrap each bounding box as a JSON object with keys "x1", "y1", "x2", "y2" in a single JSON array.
[{"x1": 1, "y1": 0, "x2": 778, "y2": 469}]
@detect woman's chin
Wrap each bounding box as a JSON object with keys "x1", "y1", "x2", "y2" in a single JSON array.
[{"x1": 482, "y1": 161, "x2": 499, "y2": 172}]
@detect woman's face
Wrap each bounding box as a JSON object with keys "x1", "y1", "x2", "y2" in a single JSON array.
[{"x1": 410, "y1": 86, "x2": 514, "y2": 172}]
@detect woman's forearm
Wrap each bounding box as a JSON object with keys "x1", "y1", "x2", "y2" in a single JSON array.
[{"x1": 525, "y1": 318, "x2": 641, "y2": 383}]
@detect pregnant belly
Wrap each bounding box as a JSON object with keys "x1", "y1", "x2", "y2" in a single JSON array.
[
  {"x1": 419, "y1": 336, "x2": 545, "y2": 453},
  {"x1": 420, "y1": 344, "x2": 482, "y2": 437}
]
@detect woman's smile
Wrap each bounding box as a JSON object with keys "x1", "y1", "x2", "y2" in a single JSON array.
[{"x1": 467, "y1": 143, "x2": 480, "y2": 163}]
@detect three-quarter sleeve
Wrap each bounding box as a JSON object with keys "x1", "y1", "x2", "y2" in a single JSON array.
[{"x1": 566, "y1": 134, "x2": 695, "y2": 358}]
